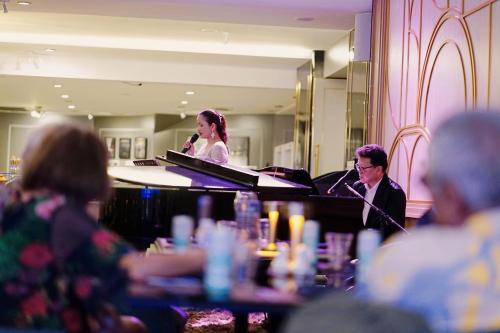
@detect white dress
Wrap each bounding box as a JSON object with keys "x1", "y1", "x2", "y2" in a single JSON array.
[{"x1": 196, "y1": 141, "x2": 229, "y2": 164}]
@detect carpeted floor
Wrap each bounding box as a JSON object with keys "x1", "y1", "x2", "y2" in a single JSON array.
[{"x1": 185, "y1": 310, "x2": 268, "y2": 333}]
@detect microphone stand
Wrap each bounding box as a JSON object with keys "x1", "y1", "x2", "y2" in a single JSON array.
[
  {"x1": 344, "y1": 183, "x2": 409, "y2": 235},
  {"x1": 327, "y1": 168, "x2": 356, "y2": 194}
]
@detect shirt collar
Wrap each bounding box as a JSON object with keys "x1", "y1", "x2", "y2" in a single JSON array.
[{"x1": 365, "y1": 177, "x2": 383, "y2": 193}]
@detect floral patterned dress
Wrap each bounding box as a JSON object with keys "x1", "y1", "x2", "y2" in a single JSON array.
[{"x1": 0, "y1": 194, "x2": 131, "y2": 332}]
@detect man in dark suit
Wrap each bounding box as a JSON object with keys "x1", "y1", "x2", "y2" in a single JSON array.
[{"x1": 352, "y1": 144, "x2": 406, "y2": 240}]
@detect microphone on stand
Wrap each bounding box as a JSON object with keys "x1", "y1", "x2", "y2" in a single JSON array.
[
  {"x1": 344, "y1": 183, "x2": 410, "y2": 235},
  {"x1": 327, "y1": 168, "x2": 357, "y2": 194},
  {"x1": 181, "y1": 133, "x2": 199, "y2": 153}
]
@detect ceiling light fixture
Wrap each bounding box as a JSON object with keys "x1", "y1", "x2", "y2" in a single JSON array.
[
  {"x1": 61, "y1": 94, "x2": 69, "y2": 99},
  {"x1": 87, "y1": 114, "x2": 93, "y2": 120},
  {"x1": 181, "y1": 100, "x2": 188, "y2": 105},
  {"x1": 17, "y1": 1, "x2": 31, "y2": 5},
  {"x1": 53, "y1": 84, "x2": 62, "y2": 88},
  {"x1": 67, "y1": 105, "x2": 76, "y2": 110},
  {"x1": 185, "y1": 91, "x2": 195, "y2": 95},
  {"x1": 30, "y1": 110, "x2": 41, "y2": 118},
  {"x1": 45, "y1": 48, "x2": 56, "y2": 53}
]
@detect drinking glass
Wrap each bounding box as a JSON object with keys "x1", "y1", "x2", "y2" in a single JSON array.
[{"x1": 325, "y1": 232, "x2": 353, "y2": 271}]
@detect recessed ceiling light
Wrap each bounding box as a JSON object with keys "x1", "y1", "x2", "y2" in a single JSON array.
[
  {"x1": 296, "y1": 17, "x2": 315, "y2": 22},
  {"x1": 181, "y1": 100, "x2": 189, "y2": 105},
  {"x1": 45, "y1": 48, "x2": 56, "y2": 53},
  {"x1": 201, "y1": 28, "x2": 219, "y2": 33},
  {"x1": 61, "y1": 94, "x2": 69, "y2": 99},
  {"x1": 53, "y1": 84, "x2": 62, "y2": 88},
  {"x1": 17, "y1": 1, "x2": 31, "y2": 5},
  {"x1": 185, "y1": 91, "x2": 195, "y2": 95},
  {"x1": 68, "y1": 105, "x2": 76, "y2": 110}
]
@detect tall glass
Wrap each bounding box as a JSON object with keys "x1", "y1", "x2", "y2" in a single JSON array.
[
  {"x1": 288, "y1": 202, "x2": 305, "y2": 260},
  {"x1": 325, "y1": 232, "x2": 353, "y2": 288},
  {"x1": 325, "y1": 232, "x2": 353, "y2": 271},
  {"x1": 266, "y1": 201, "x2": 279, "y2": 251}
]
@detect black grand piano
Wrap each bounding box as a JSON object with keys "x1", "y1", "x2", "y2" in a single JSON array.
[{"x1": 101, "y1": 150, "x2": 364, "y2": 250}]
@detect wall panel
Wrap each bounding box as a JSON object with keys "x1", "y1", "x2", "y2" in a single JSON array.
[{"x1": 370, "y1": 0, "x2": 499, "y2": 217}]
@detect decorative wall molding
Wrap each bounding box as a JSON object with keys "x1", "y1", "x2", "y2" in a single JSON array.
[{"x1": 370, "y1": 0, "x2": 499, "y2": 217}]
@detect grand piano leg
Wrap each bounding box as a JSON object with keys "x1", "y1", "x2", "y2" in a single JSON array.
[{"x1": 234, "y1": 313, "x2": 249, "y2": 333}]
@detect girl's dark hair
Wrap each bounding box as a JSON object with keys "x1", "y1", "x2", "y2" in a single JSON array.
[
  {"x1": 199, "y1": 109, "x2": 228, "y2": 144},
  {"x1": 21, "y1": 124, "x2": 111, "y2": 204}
]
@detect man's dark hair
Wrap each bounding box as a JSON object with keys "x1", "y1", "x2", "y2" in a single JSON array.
[{"x1": 356, "y1": 144, "x2": 388, "y2": 172}]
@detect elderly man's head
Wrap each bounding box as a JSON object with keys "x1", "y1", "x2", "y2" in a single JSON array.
[
  {"x1": 426, "y1": 112, "x2": 500, "y2": 225},
  {"x1": 355, "y1": 144, "x2": 388, "y2": 188}
]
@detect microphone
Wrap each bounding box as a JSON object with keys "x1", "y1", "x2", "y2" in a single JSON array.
[
  {"x1": 181, "y1": 133, "x2": 199, "y2": 153},
  {"x1": 327, "y1": 168, "x2": 356, "y2": 194},
  {"x1": 344, "y1": 183, "x2": 409, "y2": 235}
]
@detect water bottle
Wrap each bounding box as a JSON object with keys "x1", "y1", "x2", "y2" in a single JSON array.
[
  {"x1": 302, "y1": 220, "x2": 320, "y2": 270},
  {"x1": 204, "y1": 225, "x2": 235, "y2": 301},
  {"x1": 231, "y1": 236, "x2": 257, "y2": 290},
  {"x1": 234, "y1": 191, "x2": 261, "y2": 239},
  {"x1": 356, "y1": 229, "x2": 381, "y2": 295},
  {"x1": 172, "y1": 215, "x2": 194, "y2": 254},
  {"x1": 196, "y1": 217, "x2": 215, "y2": 249}
]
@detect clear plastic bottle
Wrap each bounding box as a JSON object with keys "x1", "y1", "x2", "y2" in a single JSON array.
[
  {"x1": 196, "y1": 217, "x2": 215, "y2": 249},
  {"x1": 302, "y1": 219, "x2": 320, "y2": 270},
  {"x1": 231, "y1": 235, "x2": 257, "y2": 290},
  {"x1": 204, "y1": 225, "x2": 234, "y2": 301},
  {"x1": 171, "y1": 215, "x2": 194, "y2": 254},
  {"x1": 196, "y1": 195, "x2": 215, "y2": 249},
  {"x1": 355, "y1": 228, "x2": 381, "y2": 295},
  {"x1": 234, "y1": 191, "x2": 261, "y2": 239}
]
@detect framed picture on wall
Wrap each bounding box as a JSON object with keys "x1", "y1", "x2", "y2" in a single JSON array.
[
  {"x1": 134, "y1": 137, "x2": 147, "y2": 159},
  {"x1": 118, "y1": 138, "x2": 132, "y2": 159},
  {"x1": 104, "y1": 137, "x2": 116, "y2": 159},
  {"x1": 227, "y1": 136, "x2": 249, "y2": 166}
]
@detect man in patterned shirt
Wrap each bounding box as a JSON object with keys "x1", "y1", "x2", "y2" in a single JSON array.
[{"x1": 366, "y1": 111, "x2": 500, "y2": 333}]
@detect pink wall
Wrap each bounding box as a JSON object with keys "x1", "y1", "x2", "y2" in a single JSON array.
[{"x1": 370, "y1": 0, "x2": 500, "y2": 217}]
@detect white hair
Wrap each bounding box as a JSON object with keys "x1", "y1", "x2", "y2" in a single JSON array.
[{"x1": 428, "y1": 111, "x2": 500, "y2": 211}]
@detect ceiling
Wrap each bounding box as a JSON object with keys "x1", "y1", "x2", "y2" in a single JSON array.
[{"x1": 0, "y1": 0, "x2": 371, "y2": 117}]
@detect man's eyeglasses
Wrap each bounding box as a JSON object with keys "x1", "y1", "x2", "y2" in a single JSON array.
[{"x1": 355, "y1": 164, "x2": 375, "y2": 172}]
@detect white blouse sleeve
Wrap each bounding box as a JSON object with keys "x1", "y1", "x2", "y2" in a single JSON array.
[{"x1": 208, "y1": 142, "x2": 229, "y2": 164}]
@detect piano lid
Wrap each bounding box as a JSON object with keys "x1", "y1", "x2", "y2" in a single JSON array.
[
  {"x1": 108, "y1": 152, "x2": 311, "y2": 194},
  {"x1": 108, "y1": 165, "x2": 250, "y2": 191},
  {"x1": 158, "y1": 150, "x2": 260, "y2": 187}
]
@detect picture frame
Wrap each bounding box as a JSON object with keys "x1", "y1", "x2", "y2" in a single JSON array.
[
  {"x1": 104, "y1": 137, "x2": 116, "y2": 159},
  {"x1": 118, "y1": 138, "x2": 132, "y2": 159},
  {"x1": 134, "y1": 137, "x2": 147, "y2": 159}
]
